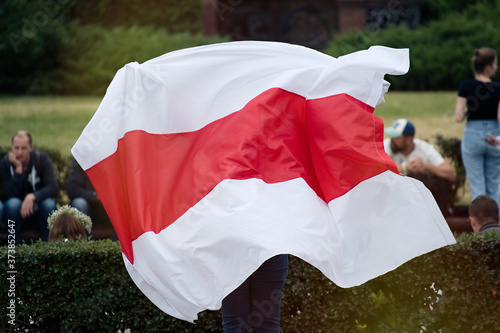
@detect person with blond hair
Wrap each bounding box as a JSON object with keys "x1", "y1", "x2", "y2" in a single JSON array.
[{"x1": 455, "y1": 48, "x2": 500, "y2": 205}]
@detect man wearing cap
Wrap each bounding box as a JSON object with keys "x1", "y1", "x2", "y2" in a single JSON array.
[{"x1": 384, "y1": 119, "x2": 457, "y2": 216}]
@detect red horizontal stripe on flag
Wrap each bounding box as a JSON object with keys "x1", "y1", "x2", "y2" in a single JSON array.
[
  {"x1": 307, "y1": 93, "x2": 397, "y2": 201},
  {"x1": 86, "y1": 88, "x2": 397, "y2": 263}
]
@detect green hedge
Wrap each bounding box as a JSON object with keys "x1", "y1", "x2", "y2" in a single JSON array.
[{"x1": 1, "y1": 233, "x2": 499, "y2": 332}]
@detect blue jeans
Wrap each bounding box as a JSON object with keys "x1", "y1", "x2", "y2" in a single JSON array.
[
  {"x1": 222, "y1": 254, "x2": 289, "y2": 333},
  {"x1": 461, "y1": 120, "x2": 500, "y2": 205},
  {"x1": 4, "y1": 197, "x2": 57, "y2": 244},
  {"x1": 71, "y1": 197, "x2": 90, "y2": 216}
]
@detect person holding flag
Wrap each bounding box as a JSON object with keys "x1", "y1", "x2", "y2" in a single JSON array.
[{"x1": 72, "y1": 41, "x2": 455, "y2": 328}]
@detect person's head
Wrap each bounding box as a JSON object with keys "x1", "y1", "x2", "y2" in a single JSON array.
[
  {"x1": 384, "y1": 119, "x2": 415, "y2": 154},
  {"x1": 11, "y1": 130, "x2": 33, "y2": 167},
  {"x1": 472, "y1": 48, "x2": 497, "y2": 77},
  {"x1": 48, "y1": 214, "x2": 87, "y2": 242},
  {"x1": 468, "y1": 195, "x2": 499, "y2": 232},
  {"x1": 47, "y1": 205, "x2": 92, "y2": 242}
]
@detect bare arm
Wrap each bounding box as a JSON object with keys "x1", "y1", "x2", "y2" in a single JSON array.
[
  {"x1": 455, "y1": 96, "x2": 467, "y2": 123},
  {"x1": 407, "y1": 158, "x2": 457, "y2": 183},
  {"x1": 497, "y1": 100, "x2": 500, "y2": 123},
  {"x1": 424, "y1": 161, "x2": 457, "y2": 183}
]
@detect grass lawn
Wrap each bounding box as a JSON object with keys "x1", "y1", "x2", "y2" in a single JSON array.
[
  {"x1": 0, "y1": 96, "x2": 101, "y2": 156},
  {"x1": 376, "y1": 90, "x2": 464, "y2": 141}
]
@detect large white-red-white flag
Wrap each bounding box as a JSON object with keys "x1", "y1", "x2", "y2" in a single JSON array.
[{"x1": 72, "y1": 41, "x2": 455, "y2": 322}]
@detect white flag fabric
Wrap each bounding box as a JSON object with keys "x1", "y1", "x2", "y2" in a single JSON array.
[{"x1": 72, "y1": 41, "x2": 456, "y2": 322}]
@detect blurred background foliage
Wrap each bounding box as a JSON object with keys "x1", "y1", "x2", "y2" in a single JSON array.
[
  {"x1": 1, "y1": 0, "x2": 226, "y2": 95},
  {"x1": 1, "y1": 0, "x2": 500, "y2": 95}
]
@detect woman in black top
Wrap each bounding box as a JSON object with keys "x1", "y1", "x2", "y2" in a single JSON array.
[{"x1": 455, "y1": 48, "x2": 500, "y2": 205}]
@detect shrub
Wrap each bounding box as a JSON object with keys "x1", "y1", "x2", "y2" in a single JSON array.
[
  {"x1": 1, "y1": 233, "x2": 499, "y2": 332},
  {"x1": 434, "y1": 135, "x2": 466, "y2": 209}
]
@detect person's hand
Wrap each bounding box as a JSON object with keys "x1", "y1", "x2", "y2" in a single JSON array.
[
  {"x1": 8, "y1": 151, "x2": 23, "y2": 173},
  {"x1": 485, "y1": 134, "x2": 499, "y2": 146},
  {"x1": 407, "y1": 157, "x2": 425, "y2": 174},
  {"x1": 21, "y1": 193, "x2": 36, "y2": 219}
]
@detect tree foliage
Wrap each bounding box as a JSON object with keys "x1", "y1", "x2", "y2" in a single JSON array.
[
  {"x1": 0, "y1": 0, "x2": 209, "y2": 94},
  {"x1": 0, "y1": 0, "x2": 70, "y2": 93}
]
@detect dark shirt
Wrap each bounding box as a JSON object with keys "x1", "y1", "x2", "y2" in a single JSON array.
[
  {"x1": 479, "y1": 221, "x2": 500, "y2": 233},
  {"x1": 66, "y1": 159, "x2": 98, "y2": 204},
  {"x1": 0, "y1": 151, "x2": 58, "y2": 201},
  {"x1": 457, "y1": 79, "x2": 500, "y2": 120}
]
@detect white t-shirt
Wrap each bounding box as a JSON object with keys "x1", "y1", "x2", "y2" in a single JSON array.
[{"x1": 383, "y1": 138, "x2": 445, "y2": 175}]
